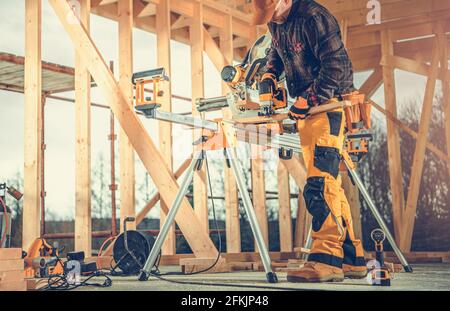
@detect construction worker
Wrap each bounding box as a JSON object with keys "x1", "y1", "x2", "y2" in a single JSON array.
[{"x1": 253, "y1": 0, "x2": 367, "y2": 282}]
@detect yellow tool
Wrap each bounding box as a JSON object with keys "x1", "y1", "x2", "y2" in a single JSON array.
[
  {"x1": 24, "y1": 238, "x2": 64, "y2": 278},
  {"x1": 133, "y1": 67, "x2": 169, "y2": 112}
]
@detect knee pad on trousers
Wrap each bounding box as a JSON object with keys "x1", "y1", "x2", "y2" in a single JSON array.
[
  {"x1": 314, "y1": 146, "x2": 341, "y2": 178},
  {"x1": 303, "y1": 177, "x2": 330, "y2": 232}
]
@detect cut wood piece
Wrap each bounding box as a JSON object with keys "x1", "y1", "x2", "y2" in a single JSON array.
[
  {"x1": 228, "y1": 262, "x2": 254, "y2": 271},
  {"x1": 277, "y1": 160, "x2": 293, "y2": 252},
  {"x1": 0, "y1": 248, "x2": 23, "y2": 260},
  {"x1": 49, "y1": 0, "x2": 218, "y2": 259},
  {"x1": 25, "y1": 278, "x2": 47, "y2": 291},
  {"x1": 251, "y1": 144, "x2": 268, "y2": 250},
  {"x1": 180, "y1": 257, "x2": 229, "y2": 274},
  {"x1": 0, "y1": 270, "x2": 24, "y2": 283},
  {"x1": 0, "y1": 280, "x2": 27, "y2": 291},
  {"x1": 0, "y1": 260, "x2": 24, "y2": 272}
]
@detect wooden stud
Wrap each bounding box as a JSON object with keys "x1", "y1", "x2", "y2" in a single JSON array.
[
  {"x1": 341, "y1": 173, "x2": 362, "y2": 240},
  {"x1": 277, "y1": 160, "x2": 292, "y2": 252},
  {"x1": 74, "y1": 0, "x2": 92, "y2": 257},
  {"x1": 381, "y1": 30, "x2": 406, "y2": 247},
  {"x1": 23, "y1": 0, "x2": 42, "y2": 250},
  {"x1": 294, "y1": 192, "x2": 311, "y2": 248},
  {"x1": 49, "y1": 0, "x2": 218, "y2": 258},
  {"x1": 190, "y1": 1, "x2": 209, "y2": 234},
  {"x1": 250, "y1": 144, "x2": 268, "y2": 249},
  {"x1": 156, "y1": 0, "x2": 176, "y2": 255},
  {"x1": 118, "y1": 0, "x2": 136, "y2": 231},
  {"x1": 220, "y1": 14, "x2": 240, "y2": 253},
  {"x1": 402, "y1": 35, "x2": 440, "y2": 251}
]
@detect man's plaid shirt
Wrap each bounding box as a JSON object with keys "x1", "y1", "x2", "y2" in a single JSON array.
[{"x1": 267, "y1": 0, "x2": 354, "y2": 106}]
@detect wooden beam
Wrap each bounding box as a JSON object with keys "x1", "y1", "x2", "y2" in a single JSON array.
[
  {"x1": 341, "y1": 173, "x2": 362, "y2": 240},
  {"x1": 381, "y1": 30, "x2": 406, "y2": 247},
  {"x1": 190, "y1": 1, "x2": 209, "y2": 234},
  {"x1": 359, "y1": 67, "x2": 383, "y2": 98},
  {"x1": 251, "y1": 145, "x2": 268, "y2": 249},
  {"x1": 220, "y1": 14, "x2": 240, "y2": 253},
  {"x1": 436, "y1": 21, "x2": 450, "y2": 180},
  {"x1": 118, "y1": 0, "x2": 136, "y2": 231},
  {"x1": 402, "y1": 34, "x2": 440, "y2": 251},
  {"x1": 280, "y1": 156, "x2": 307, "y2": 190},
  {"x1": 294, "y1": 192, "x2": 311, "y2": 248},
  {"x1": 23, "y1": 0, "x2": 42, "y2": 250},
  {"x1": 74, "y1": 0, "x2": 92, "y2": 257},
  {"x1": 157, "y1": 0, "x2": 176, "y2": 255},
  {"x1": 277, "y1": 160, "x2": 293, "y2": 252},
  {"x1": 48, "y1": 0, "x2": 218, "y2": 258}
]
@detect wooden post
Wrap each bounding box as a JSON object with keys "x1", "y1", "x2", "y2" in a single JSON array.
[
  {"x1": 294, "y1": 192, "x2": 311, "y2": 248},
  {"x1": 220, "y1": 14, "x2": 240, "y2": 253},
  {"x1": 74, "y1": 0, "x2": 92, "y2": 257},
  {"x1": 49, "y1": 0, "x2": 218, "y2": 258},
  {"x1": 23, "y1": 0, "x2": 42, "y2": 250},
  {"x1": 381, "y1": 30, "x2": 405, "y2": 247},
  {"x1": 277, "y1": 160, "x2": 292, "y2": 251},
  {"x1": 402, "y1": 35, "x2": 440, "y2": 251},
  {"x1": 190, "y1": 1, "x2": 209, "y2": 234},
  {"x1": 251, "y1": 145, "x2": 268, "y2": 249},
  {"x1": 118, "y1": 0, "x2": 136, "y2": 231},
  {"x1": 156, "y1": 0, "x2": 176, "y2": 255},
  {"x1": 341, "y1": 173, "x2": 362, "y2": 240},
  {"x1": 436, "y1": 21, "x2": 450, "y2": 181}
]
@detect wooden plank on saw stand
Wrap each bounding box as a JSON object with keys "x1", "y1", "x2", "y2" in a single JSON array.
[
  {"x1": 157, "y1": 0, "x2": 176, "y2": 255},
  {"x1": 220, "y1": 14, "x2": 241, "y2": 253},
  {"x1": 74, "y1": 0, "x2": 92, "y2": 258},
  {"x1": 23, "y1": 0, "x2": 42, "y2": 251},
  {"x1": 118, "y1": 0, "x2": 136, "y2": 232},
  {"x1": 48, "y1": 0, "x2": 218, "y2": 259},
  {"x1": 190, "y1": 1, "x2": 209, "y2": 234}
]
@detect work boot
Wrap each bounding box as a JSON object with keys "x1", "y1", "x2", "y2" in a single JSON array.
[
  {"x1": 343, "y1": 264, "x2": 368, "y2": 279},
  {"x1": 286, "y1": 262, "x2": 344, "y2": 283}
]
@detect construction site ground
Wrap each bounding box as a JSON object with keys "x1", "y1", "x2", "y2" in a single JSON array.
[{"x1": 75, "y1": 263, "x2": 450, "y2": 291}]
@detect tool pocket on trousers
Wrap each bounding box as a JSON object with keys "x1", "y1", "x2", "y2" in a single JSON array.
[
  {"x1": 314, "y1": 146, "x2": 340, "y2": 179},
  {"x1": 326, "y1": 111, "x2": 343, "y2": 136},
  {"x1": 303, "y1": 177, "x2": 330, "y2": 232}
]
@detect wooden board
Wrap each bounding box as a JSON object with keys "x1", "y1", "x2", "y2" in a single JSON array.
[
  {"x1": 180, "y1": 257, "x2": 229, "y2": 274},
  {"x1": 0, "y1": 270, "x2": 24, "y2": 283},
  {"x1": 0, "y1": 260, "x2": 24, "y2": 273},
  {"x1": 0, "y1": 280, "x2": 27, "y2": 291},
  {"x1": 0, "y1": 248, "x2": 22, "y2": 260}
]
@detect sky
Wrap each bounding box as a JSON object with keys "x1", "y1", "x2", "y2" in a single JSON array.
[{"x1": 0, "y1": 1, "x2": 431, "y2": 219}]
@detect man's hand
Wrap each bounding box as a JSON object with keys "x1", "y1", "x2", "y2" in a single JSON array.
[{"x1": 288, "y1": 97, "x2": 310, "y2": 120}]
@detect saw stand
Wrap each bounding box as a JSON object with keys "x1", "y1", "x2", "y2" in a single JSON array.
[{"x1": 138, "y1": 122, "x2": 278, "y2": 283}]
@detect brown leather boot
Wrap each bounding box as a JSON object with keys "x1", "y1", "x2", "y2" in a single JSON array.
[
  {"x1": 287, "y1": 262, "x2": 344, "y2": 283},
  {"x1": 343, "y1": 264, "x2": 368, "y2": 279}
]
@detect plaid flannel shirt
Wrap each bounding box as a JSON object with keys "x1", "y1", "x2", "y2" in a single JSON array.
[{"x1": 267, "y1": 0, "x2": 355, "y2": 106}]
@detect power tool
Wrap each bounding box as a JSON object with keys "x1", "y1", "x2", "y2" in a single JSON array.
[
  {"x1": 24, "y1": 238, "x2": 65, "y2": 278},
  {"x1": 368, "y1": 228, "x2": 392, "y2": 286}
]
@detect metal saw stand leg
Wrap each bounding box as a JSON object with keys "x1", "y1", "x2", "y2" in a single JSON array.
[
  {"x1": 225, "y1": 147, "x2": 278, "y2": 283},
  {"x1": 343, "y1": 157, "x2": 413, "y2": 272},
  {"x1": 138, "y1": 151, "x2": 204, "y2": 281},
  {"x1": 138, "y1": 148, "x2": 278, "y2": 283}
]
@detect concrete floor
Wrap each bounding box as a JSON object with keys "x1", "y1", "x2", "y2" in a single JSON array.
[{"x1": 78, "y1": 263, "x2": 450, "y2": 291}]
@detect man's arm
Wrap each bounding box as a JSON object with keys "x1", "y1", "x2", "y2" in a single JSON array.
[
  {"x1": 303, "y1": 12, "x2": 354, "y2": 105},
  {"x1": 266, "y1": 45, "x2": 284, "y2": 79}
]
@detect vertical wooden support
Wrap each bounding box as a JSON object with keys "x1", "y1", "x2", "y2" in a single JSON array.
[
  {"x1": 118, "y1": 0, "x2": 135, "y2": 231},
  {"x1": 381, "y1": 30, "x2": 405, "y2": 247},
  {"x1": 190, "y1": 2, "x2": 209, "y2": 234},
  {"x1": 402, "y1": 35, "x2": 440, "y2": 251},
  {"x1": 251, "y1": 145, "x2": 268, "y2": 248},
  {"x1": 220, "y1": 15, "x2": 240, "y2": 253},
  {"x1": 23, "y1": 0, "x2": 42, "y2": 250},
  {"x1": 74, "y1": 0, "x2": 92, "y2": 256},
  {"x1": 156, "y1": 0, "x2": 176, "y2": 255},
  {"x1": 436, "y1": 22, "x2": 450, "y2": 180},
  {"x1": 277, "y1": 161, "x2": 292, "y2": 251},
  {"x1": 294, "y1": 193, "x2": 311, "y2": 248}
]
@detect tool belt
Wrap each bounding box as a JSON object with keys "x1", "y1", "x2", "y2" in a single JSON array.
[{"x1": 339, "y1": 91, "x2": 371, "y2": 133}]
